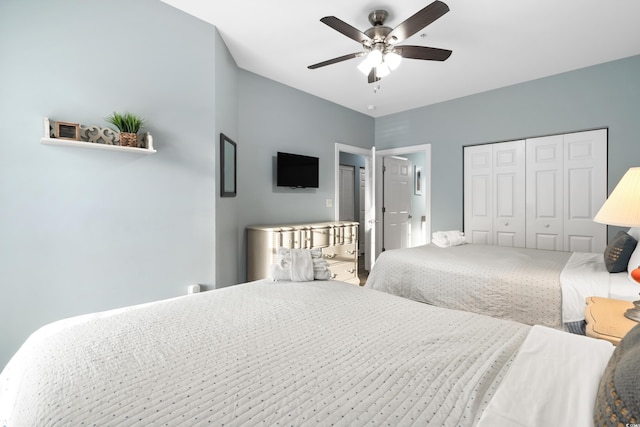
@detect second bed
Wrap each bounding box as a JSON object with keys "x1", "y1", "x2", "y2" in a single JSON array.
[{"x1": 365, "y1": 243, "x2": 639, "y2": 332}]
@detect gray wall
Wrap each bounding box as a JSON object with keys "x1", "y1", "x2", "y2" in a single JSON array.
[
  {"x1": 0, "y1": 0, "x2": 219, "y2": 368},
  {"x1": 376, "y1": 55, "x2": 640, "y2": 236},
  {"x1": 233, "y1": 71, "x2": 375, "y2": 284},
  {"x1": 214, "y1": 30, "x2": 240, "y2": 289}
]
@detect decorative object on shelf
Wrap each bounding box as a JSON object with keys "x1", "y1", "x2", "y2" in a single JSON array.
[
  {"x1": 594, "y1": 166, "x2": 640, "y2": 322},
  {"x1": 41, "y1": 118, "x2": 155, "y2": 154},
  {"x1": 55, "y1": 121, "x2": 80, "y2": 141},
  {"x1": 105, "y1": 111, "x2": 145, "y2": 148},
  {"x1": 220, "y1": 133, "x2": 237, "y2": 197},
  {"x1": 80, "y1": 125, "x2": 118, "y2": 145}
]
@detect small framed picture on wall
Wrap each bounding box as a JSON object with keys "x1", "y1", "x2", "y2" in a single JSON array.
[
  {"x1": 56, "y1": 121, "x2": 80, "y2": 141},
  {"x1": 414, "y1": 166, "x2": 422, "y2": 195}
]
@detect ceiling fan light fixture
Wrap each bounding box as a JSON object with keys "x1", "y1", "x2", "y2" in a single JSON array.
[
  {"x1": 376, "y1": 63, "x2": 391, "y2": 78},
  {"x1": 367, "y1": 49, "x2": 383, "y2": 67},
  {"x1": 384, "y1": 51, "x2": 402, "y2": 70},
  {"x1": 357, "y1": 59, "x2": 373, "y2": 75}
]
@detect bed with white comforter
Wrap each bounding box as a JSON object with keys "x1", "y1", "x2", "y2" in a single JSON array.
[
  {"x1": 365, "y1": 244, "x2": 638, "y2": 331},
  {"x1": 0, "y1": 279, "x2": 633, "y2": 426}
]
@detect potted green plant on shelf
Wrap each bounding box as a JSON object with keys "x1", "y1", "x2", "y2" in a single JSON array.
[{"x1": 105, "y1": 111, "x2": 145, "y2": 148}]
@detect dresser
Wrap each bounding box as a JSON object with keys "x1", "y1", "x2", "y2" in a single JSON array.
[{"x1": 247, "y1": 221, "x2": 359, "y2": 285}]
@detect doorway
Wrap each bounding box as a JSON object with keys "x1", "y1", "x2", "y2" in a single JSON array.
[
  {"x1": 376, "y1": 145, "x2": 431, "y2": 257},
  {"x1": 335, "y1": 143, "x2": 431, "y2": 269}
]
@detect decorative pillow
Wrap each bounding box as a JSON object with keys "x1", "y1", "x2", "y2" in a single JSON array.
[
  {"x1": 593, "y1": 323, "x2": 640, "y2": 426},
  {"x1": 603, "y1": 231, "x2": 637, "y2": 273}
]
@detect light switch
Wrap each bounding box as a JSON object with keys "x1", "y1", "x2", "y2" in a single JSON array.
[{"x1": 326, "y1": 199, "x2": 333, "y2": 207}]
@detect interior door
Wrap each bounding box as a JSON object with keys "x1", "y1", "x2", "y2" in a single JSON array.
[
  {"x1": 526, "y1": 134, "x2": 564, "y2": 250},
  {"x1": 492, "y1": 140, "x2": 526, "y2": 247},
  {"x1": 563, "y1": 129, "x2": 607, "y2": 253},
  {"x1": 464, "y1": 144, "x2": 493, "y2": 244},
  {"x1": 383, "y1": 156, "x2": 412, "y2": 251},
  {"x1": 358, "y1": 167, "x2": 365, "y2": 254},
  {"x1": 339, "y1": 165, "x2": 355, "y2": 221}
]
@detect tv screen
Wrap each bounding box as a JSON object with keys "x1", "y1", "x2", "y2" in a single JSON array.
[{"x1": 277, "y1": 152, "x2": 319, "y2": 188}]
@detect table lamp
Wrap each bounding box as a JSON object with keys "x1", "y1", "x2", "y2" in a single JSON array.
[{"x1": 593, "y1": 167, "x2": 640, "y2": 322}]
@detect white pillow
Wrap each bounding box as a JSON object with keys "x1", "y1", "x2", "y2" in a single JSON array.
[
  {"x1": 628, "y1": 245, "x2": 640, "y2": 282},
  {"x1": 625, "y1": 228, "x2": 640, "y2": 282},
  {"x1": 627, "y1": 227, "x2": 640, "y2": 240}
]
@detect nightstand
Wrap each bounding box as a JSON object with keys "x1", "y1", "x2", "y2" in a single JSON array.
[{"x1": 585, "y1": 296, "x2": 637, "y2": 345}]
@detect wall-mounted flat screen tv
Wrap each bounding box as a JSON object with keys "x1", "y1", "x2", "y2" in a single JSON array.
[{"x1": 276, "y1": 152, "x2": 319, "y2": 188}]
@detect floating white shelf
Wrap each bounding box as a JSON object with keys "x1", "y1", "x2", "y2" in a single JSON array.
[
  {"x1": 41, "y1": 117, "x2": 156, "y2": 154},
  {"x1": 40, "y1": 137, "x2": 156, "y2": 154}
]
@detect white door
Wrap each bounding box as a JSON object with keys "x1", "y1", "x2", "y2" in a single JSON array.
[
  {"x1": 464, "y1": 144, "x2": 493, "y2": 244},
  {"x1": 563, "y1": 129, "x2": 607, "y2": 253},
  {"x1": 383, "y1": 156, "x2": 412, "y2": 251},
  {"x1": 493, "y1": 140, "x2": 526, "y2": 247},
  {"x1": 358, "y1": 167, "x2": 365, "y2": 254},
  {"x1": 464, "y1": 141, "x2": 525, "y2": 247},
  {"x1": 335, "y1": 144, "x2": 376, "y2": 271},
  {"x1": 339, "y1": 165, "x2": 355, "y2": 221},
  {"x1": 526, "y1": 134, "x2": 564, "y2": 250}
]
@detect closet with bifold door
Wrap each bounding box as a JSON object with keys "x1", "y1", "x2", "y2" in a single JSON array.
[{"x1": 463, "y1": 128, "x2": 607, "y2": 253}]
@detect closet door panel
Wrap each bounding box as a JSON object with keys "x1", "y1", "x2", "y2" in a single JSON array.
[
  {"x1": 493, "y1": 140, "x2": 526, "y2": 247},
  {"x1": 526, "y1": 135, "x2": 564, "y2": 250},
  {"x1": 464, "y1": 145, "x2": 493, "y2": 245},
  {"x1": 563, "y1": 129, "x2": 607, "y2": 253}
]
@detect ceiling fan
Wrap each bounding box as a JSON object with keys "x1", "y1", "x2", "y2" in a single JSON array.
[{"x1": 308, "y1": 0, "x2": 452, "y2": 83}]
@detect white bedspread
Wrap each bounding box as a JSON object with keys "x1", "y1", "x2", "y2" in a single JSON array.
[
  {"x1": 366, "y1": 244, "x2": 570, "y2": 329},
  {"x1": 477, "y1": 325, "x2": 614, "y2": 427},
  {"x1": 0, "y1": 280, "x2": 530, "y2": 426}
]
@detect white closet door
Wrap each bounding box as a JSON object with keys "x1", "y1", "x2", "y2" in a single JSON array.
[
  {"x1": 563, "y1": 129, "x2": 607, "y2": 253},
  {"x1": 464, "y1": 145, "x2": 493, "y2": 245},
  {"x1": 493, "y1": 140, "x2": 526, "y2": 247},
  {"x1": 526, "y1": 135, "x2": 564, "y2": 250}
]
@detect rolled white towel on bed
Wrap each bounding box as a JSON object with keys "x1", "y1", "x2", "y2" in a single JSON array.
[
  {"x1": 290, "y1": 248, "x2": 314, "y2": 281},
  {"x1": 270, "y1": 263, "x2": 292, "y2": 281},
  {"x1": 269, "y1": 248, "x2": 332, "y2": 281},
  {"x1": 432, "y1": 230, "x2": 467, "y2": 248},
  {"x1": 313, "y1": 260, "x2": 332, "y2": 280}
]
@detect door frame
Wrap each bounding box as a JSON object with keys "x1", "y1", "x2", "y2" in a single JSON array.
[
  {"x1": 338, "y1": 164, "x2": 356, "y2": 221},
  {"x1": 376, "y1": 144, "x2": 431, "y2": 258},
  {"x1": 335, "y1": 143, "x2": 375, "y2": 270}
]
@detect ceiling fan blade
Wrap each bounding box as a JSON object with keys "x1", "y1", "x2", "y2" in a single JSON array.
[
  {"x1": 396, "y1": 45, "x2": 452, "y2": 61},
  {"x1": 308, "y1": 52, "x2": 363, "y2": 69},
  {"x1": 386, "y1": 1, "x2": 450, "y2": 44},
  {"x1": 367, "y1": 68, "x2": 381, "y2": 84},
  {"x1": 320, "y1": 16, "x2": 372, "y2": 45}
]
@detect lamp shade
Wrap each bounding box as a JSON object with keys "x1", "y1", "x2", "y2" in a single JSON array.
[
  {"x1": 384, "y1": 51, "x2": 402, "y2": 70},
  {"x1": 594, "y1": 167, "x2": 640, "y2": 226}
]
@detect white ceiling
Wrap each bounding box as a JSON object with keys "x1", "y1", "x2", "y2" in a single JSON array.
[{"x1": 161, "y1": 0, "x2": 640, "y2": 118}]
